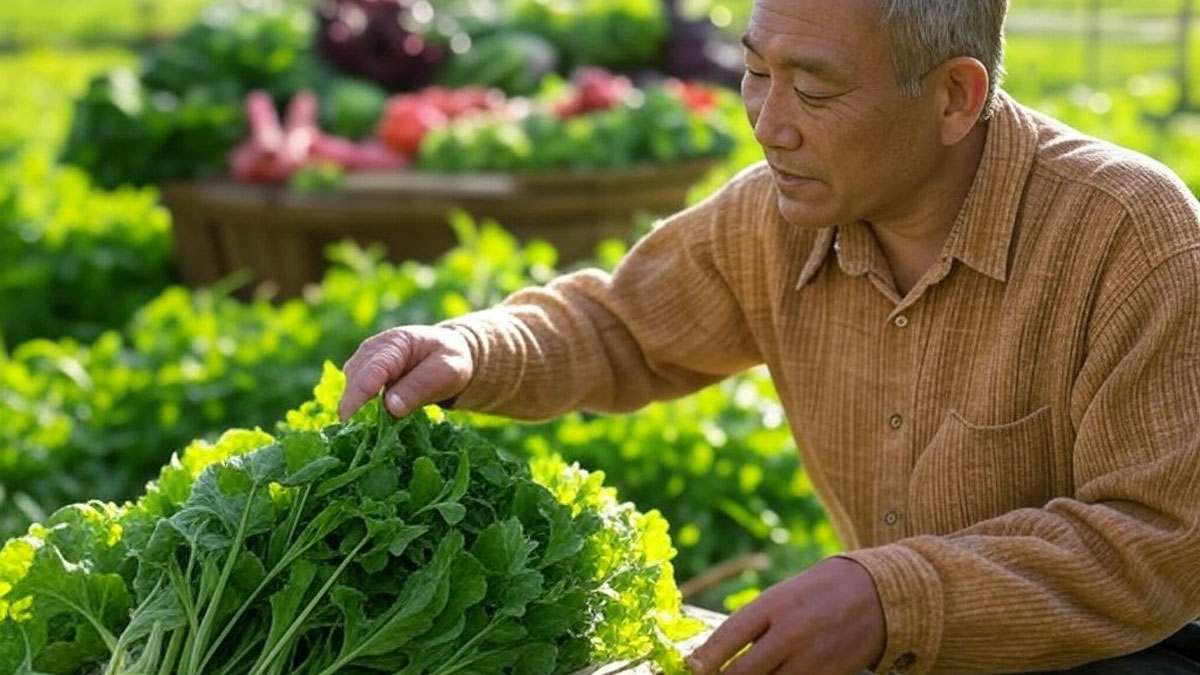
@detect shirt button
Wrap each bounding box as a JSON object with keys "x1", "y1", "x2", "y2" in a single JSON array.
[
  {"x1": 888, "y1": 413, "x2": 904, "y2": 430},
  {"x1": 884, "y1": 510, "x2": 900, "y2": 526},
  {"x1": 893, "y1": 315, "x2": 909, "y2": 328}
]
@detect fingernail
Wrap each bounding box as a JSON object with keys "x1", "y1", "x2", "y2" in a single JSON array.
[
  {"x1": 685, "y1": 655, "x2": 703, "y2": 673},
  {"x1": 386, "y1": 393, "x2": 405, "y2": 414}
]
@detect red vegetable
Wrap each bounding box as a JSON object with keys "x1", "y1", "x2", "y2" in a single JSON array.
[
  {"x1": 555, "y1": 68, "x2": 632, "y2": 118},
  {"x1": 230, "y1": 90, "x2": 404, "y2": 182},
  {"x1": 229, "y1": 91, "x2": 314, "y2": 184},
  {"x1": 667, "y1": 79, "x2": 718, "y2": 112},
  {"x1": 310, "y1": 135, "x2": 406, "y2": 171},
  {"x1": 376, "y1": 86, "x2": 505, "y2": 157}
]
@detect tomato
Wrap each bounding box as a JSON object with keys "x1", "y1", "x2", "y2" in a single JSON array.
[{"x1": 377, "y1": 96, "x2": 448, "y2": 157}]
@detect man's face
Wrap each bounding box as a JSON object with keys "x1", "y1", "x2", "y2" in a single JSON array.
[{"x1": 742, "y1": 0, "x2": 944, "y2": 230}]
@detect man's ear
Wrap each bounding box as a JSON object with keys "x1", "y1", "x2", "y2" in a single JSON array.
[{"x1": 932, "y1": 56, "x2": 990, "y2": 146}]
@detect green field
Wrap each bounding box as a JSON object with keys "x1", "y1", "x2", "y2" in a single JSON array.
[{"x1": 0, "y1": 0, "x2": 211, "y2": 45}]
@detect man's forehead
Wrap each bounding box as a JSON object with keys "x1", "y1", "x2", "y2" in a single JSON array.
[
  {"x1": 749, "y1": 0, "x2": 881, "y2": 28},
  {"x1": 740, "y1": 33, "x2": 845, "y2": 80}
]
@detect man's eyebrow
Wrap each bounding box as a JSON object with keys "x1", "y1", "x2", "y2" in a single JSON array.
[{"x1": 740, "y1": 33, "x2": 843, "y2": 80}]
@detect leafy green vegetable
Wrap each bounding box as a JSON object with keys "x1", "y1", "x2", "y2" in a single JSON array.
[
  {"x1": 317, "y1": 77, "x2": 388, "y2": 141},
  {"x1": 437, "y1": 30, "x2": 561, "y2": 96},
  {"x1": 508, "y1": 0, "x2": 668, "y2": 71},
  {"x1": 59, "y1": 0, "x2": 318, "y2": 189},
  {"x1": 417, "y1": 83, "x2": 733, "y2": 172},
  {"x1": 0, "y1": 217, "x2": 835, "y2": 613},
  {"x1": 0, "y1": 365, "x2": 701, "y2": 674}
]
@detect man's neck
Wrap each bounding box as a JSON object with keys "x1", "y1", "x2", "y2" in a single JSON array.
[{"x1": 870, "y1": 123, "x2": 990, "y2": 297}]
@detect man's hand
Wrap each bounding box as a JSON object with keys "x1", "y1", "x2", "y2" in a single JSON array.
[
  {"x1": 338, "y1": 325, "x2": 474, "y2": 420},
  {"x1": 686, "y1": 557, "x2": 886, "y2": 675}
]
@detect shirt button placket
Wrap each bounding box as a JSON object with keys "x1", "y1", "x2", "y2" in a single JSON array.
[{"x1": 884, "y1": 309, "x2": 913, "y2": 540}]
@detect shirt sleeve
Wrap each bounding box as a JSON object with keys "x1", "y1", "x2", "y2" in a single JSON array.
[
  {"x1": 842, "y1": 246, "x2": 1200, "y2": 674},
  {"x1": 438, "y1": 165, "x2": 771, "y2": 419}
]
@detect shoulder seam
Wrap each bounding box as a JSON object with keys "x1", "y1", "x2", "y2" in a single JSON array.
[
  {"x1": 1035, "y1": 157, "x2": 1200, "y2": 266},
  {"x1": 1091, "y1": 243, "x2": 1200, "y2": 339}
]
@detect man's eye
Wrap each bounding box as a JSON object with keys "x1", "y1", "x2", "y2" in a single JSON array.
[
  {"x1": 794, "y1": 88, "x2": 835, "y2": 103},
  {"x1": 745, "y1": 68, "x2": 768, "y2": 78}
]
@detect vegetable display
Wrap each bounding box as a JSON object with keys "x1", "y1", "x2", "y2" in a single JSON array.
[
  {"x1": 0, "y1": 365, "x2": 701, "y2": 675},
  {"x1": 416, "y1": 73, "x2": 733, "y2": 173},
  {"x1": 57, "y1": 0, "x2": 738, "y2": 189}
]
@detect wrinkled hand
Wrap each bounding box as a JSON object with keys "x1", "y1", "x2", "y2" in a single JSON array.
[
  {"x1": 686, "y1": 557, "x2": 885, "y2": 675},
  {"x1": 338, "y1": 325, "x2": 474, "y2": 420}
]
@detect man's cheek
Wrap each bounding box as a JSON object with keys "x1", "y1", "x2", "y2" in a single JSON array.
[{"x1": 742, "y1": 82, "x2": 765, "y2": 126}]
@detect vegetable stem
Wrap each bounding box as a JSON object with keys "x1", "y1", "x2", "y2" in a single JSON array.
[
  {"x1": 247, "y1": 534, "x2": 371, "y2": 675},
  {"x1": 187, "y1": 484, "x2": 260, "y2": 674}
]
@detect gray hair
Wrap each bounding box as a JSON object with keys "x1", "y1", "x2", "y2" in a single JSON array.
[{"x1": 877, "y1": 0, "x2": 1009, "y2": 118}]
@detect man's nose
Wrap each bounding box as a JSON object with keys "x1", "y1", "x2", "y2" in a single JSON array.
[{"x1": 752, "y1": 83, "x2": 803, "y2": 151}]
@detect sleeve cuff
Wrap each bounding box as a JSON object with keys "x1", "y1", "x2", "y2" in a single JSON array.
[
  {"x1": 436, "y1": 312, "x2": 519, "y2": 413},
  {"x1": 838, "y1": 545, "x2": 944, "y2": 675}
]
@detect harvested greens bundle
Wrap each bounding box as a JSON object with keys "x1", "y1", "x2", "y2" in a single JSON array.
[{"x1": 0, "y1": 364, "x2": 699, "y2": 675}]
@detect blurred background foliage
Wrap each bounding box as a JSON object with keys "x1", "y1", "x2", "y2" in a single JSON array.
[{"x1": 0, "y1": 0, "x2": 1196, "y2": 612}]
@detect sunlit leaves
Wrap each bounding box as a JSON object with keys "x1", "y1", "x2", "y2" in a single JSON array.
[{"x1": 0, "y1": 367, "x2": 699, "y2": 674}]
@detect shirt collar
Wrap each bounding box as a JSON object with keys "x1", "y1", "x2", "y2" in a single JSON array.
[{"x1": 796, "y1": 90, "x2": 1039, "y2": 290}]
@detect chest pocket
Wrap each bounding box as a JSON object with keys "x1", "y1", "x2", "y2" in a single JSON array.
[{"x1": 908, "y1": 406, "x2": 1055, "y2": 536}]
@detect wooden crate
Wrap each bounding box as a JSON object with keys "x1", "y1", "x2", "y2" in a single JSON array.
[{"x1": 161, "y1": 160, "x2": 717, "y2": 299}]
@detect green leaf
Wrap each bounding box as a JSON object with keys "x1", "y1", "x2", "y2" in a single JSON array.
[
  {"x1": 385, "y1": 524, "x2": 428, "y2": 558},
  {"x1": 515, "y1": 641, "x2": 557, "y2": 675},
  {"x1": 0, "y1": 622, "x2": 51, "y2": 675},
  {"x1": 420, "y1": 551, "x2": 487, "y2": 649},
  {"x1": 434, "y1": 503, "x2": 466, "y2": 525},
  {"x1": 499, "y1": 569, "x2": 544, "y2": 618},
  {"x1": 358, "y1": 466, "x2": 399, "y2": 500},
  {"x1": 539, "y1": 505, "x2": 585, "y2": 568},
  {"x1": 523, "y1": 598, "x2": 582, "y2": 640},
  {"x1": 446, "y1": 449, "x2": 471, "y2": 503},
  {"x1": 109, "y1": 581, "x2": 186, "y2": 669},
  {"x1": 407, "y1": 456, "x2": 443, "y2": 511},
  {"x1": 6, "y1": 541, "x2": 128, "y2": 671},
  {"x1": 471, "y1": 518, "x2": 537, "y2": 577},
  {"x1": 331, "y1": 530, "x2": 462, "y2": 667},
  {"x1": 283, "y1": 361, "x2": 345, "y2": 431}
]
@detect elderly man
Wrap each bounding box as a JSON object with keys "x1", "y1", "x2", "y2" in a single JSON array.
[{"x1": 337, "y1": 0, "x2": 1200, "y2": 672}]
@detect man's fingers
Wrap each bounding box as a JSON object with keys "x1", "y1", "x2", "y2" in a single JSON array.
[
  {"x1": 338, "y1": 325, "x2": 472, "y2": 420},
  {"x1": 717, "y1": 630, "x2": 789, "y2": 675},
  {"x1": 686, "y1": 606, "x2": 769, "y2": 674},
  {"x1": 338, "y1": 331, "x2": 412, "y2": 420},
  {"x1": 382, "y1": 352, "x2": 469, "y2": 417}
]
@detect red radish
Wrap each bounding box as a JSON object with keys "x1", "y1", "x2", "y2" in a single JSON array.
[
  {"x1": 230, "y1": 89, "x2": 406, "y2": 182},
  {"x1": 230, "y1": 91, "x2": 310, "y2": 184},
  {"x1": 310, "y1": 135, "x2": 406, "y2": 171}
]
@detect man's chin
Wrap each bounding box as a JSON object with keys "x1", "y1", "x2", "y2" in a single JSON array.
[{"x1": 775, "y1": 193, "x2": 836, "y2": 231}]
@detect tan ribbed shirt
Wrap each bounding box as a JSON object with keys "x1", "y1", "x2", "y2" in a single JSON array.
[{"x1": 443, "y1": 92, "x2": 1200, "y2": 673}]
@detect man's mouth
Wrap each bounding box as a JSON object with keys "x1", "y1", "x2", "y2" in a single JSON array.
[{"x1": 769, "y1": 164, "x2": 819, "y2": 185}]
